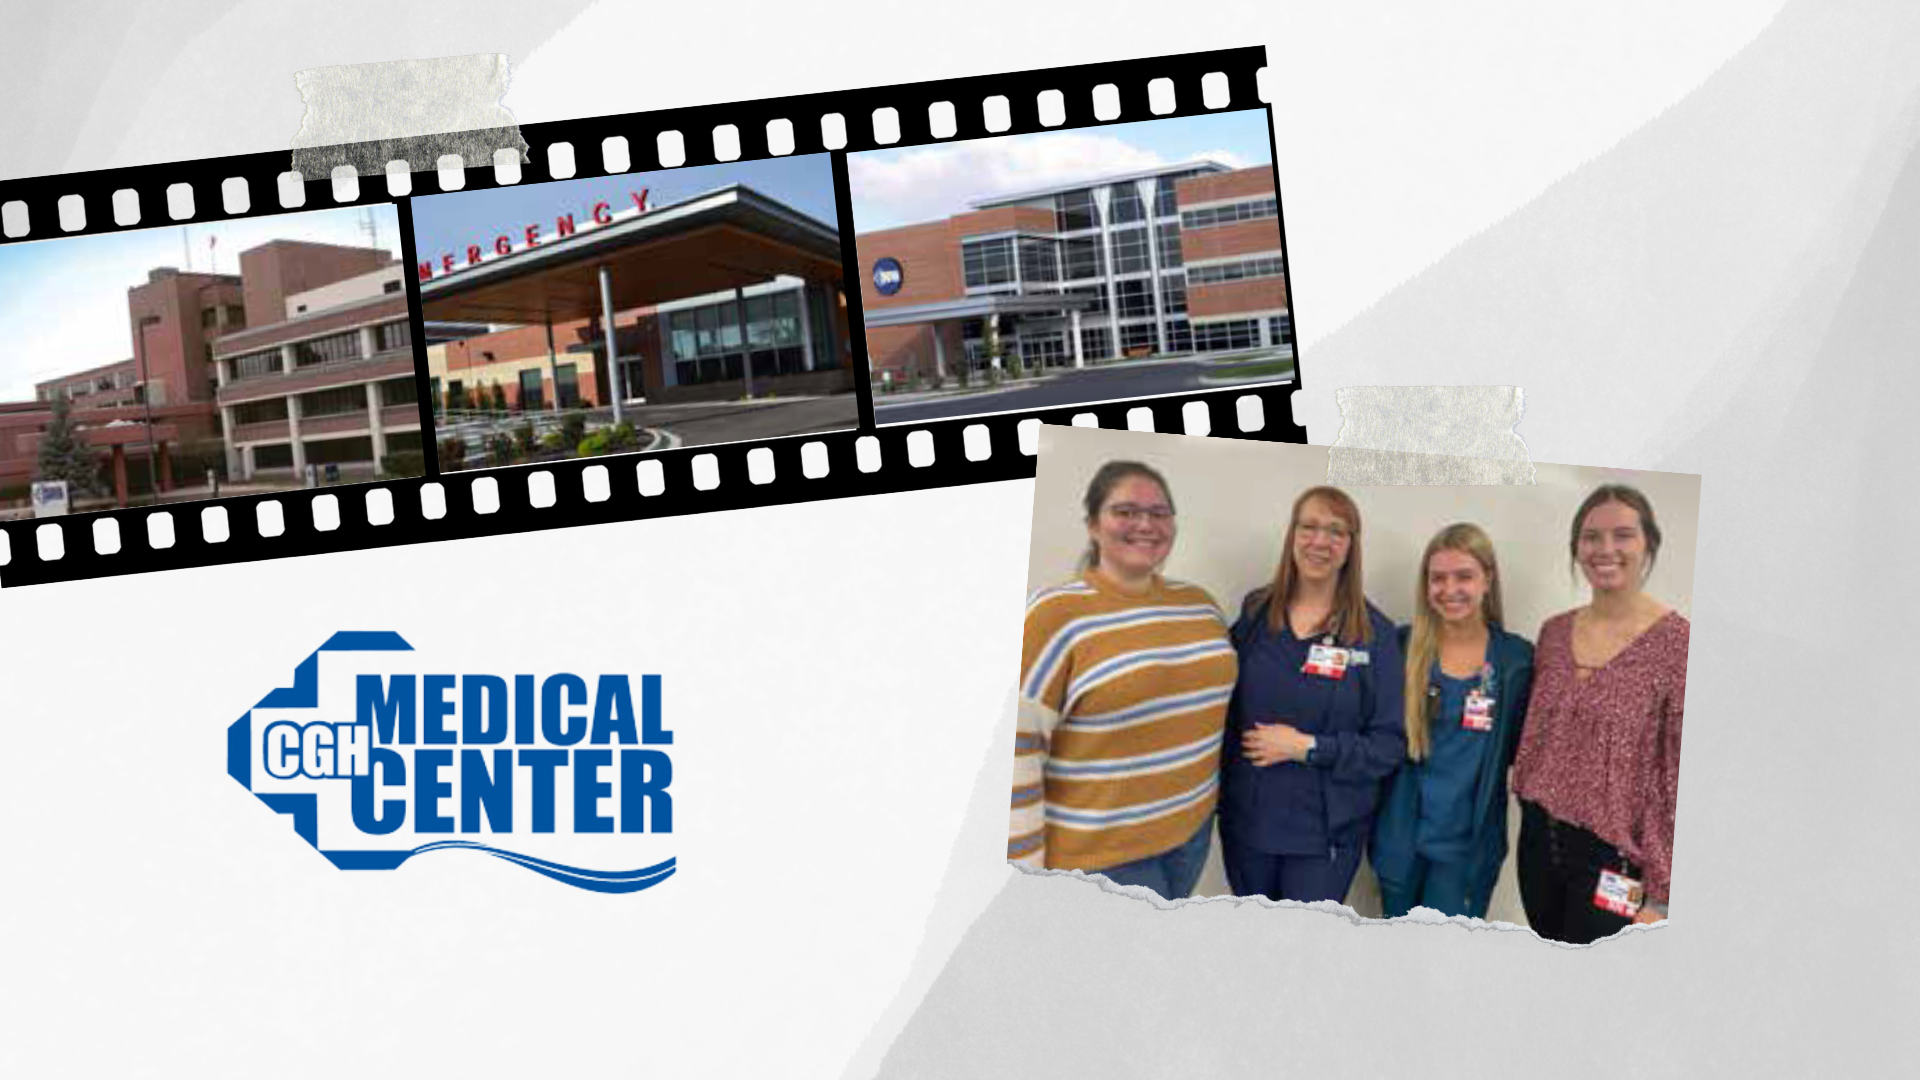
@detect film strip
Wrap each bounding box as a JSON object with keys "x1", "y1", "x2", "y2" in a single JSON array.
[{"x1": 0, "y1": 46, "x2": 1303, "y2": 587}]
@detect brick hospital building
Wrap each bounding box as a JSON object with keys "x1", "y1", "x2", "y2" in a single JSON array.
[
  {"x1": 856, "y1": 161, "x2": 1289, "y2": 381},
  {"x1": 0, "y1": 239, "x2": 423, "y2": 507}
]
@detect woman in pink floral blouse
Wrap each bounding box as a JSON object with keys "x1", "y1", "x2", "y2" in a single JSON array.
[{"x1": 1512, "y1": 484, "x2": 1689, "y2": 944}]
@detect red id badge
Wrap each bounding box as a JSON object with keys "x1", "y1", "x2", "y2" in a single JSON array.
[
  {"x1": 1303, "y1": 643, "x2": 1348, "y2": 680},
  {"x1": 1462, "y1": 691, "x2": 1495, "y2": 731},
  {"x1": 1593, "y1": 868, "x2": 1645, "y2": 917}
]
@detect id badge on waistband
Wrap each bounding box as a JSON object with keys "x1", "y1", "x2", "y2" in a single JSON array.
[
  {"x1": 1303, "y1": 643, "x2": 1348, "y2": 680},
  {"x1": 1593, "y1": 868, "x2": 1645, "y2": 917}
]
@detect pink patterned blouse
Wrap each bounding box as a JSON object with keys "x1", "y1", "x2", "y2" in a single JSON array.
[{"x1": 1512, "y1": 609, "x2": 1689, "y2": 904}]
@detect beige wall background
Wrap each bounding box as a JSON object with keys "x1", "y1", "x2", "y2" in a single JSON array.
[{"x1": 1028, "y1": 425, "x2": 1701, "y2": 921}]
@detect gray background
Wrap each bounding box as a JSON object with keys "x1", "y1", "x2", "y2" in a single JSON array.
[{"x1": 0, "y1": 0, "x2": 1913, "y2": 1076}]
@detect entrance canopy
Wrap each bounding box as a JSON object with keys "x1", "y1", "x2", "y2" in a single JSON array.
[
  {"x1": 862, "y1": 293, "x2": 1095, "y2": 329},
  {"x1": 419, "y1": 185, "x2": 845, "y2": 324}
]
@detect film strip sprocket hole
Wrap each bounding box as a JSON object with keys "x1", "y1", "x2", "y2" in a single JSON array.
[{"x1": 0, "y1": 47, "x2": 1304, "y2": 587}]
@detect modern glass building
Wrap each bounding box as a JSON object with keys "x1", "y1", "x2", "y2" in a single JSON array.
[{"x1": 857, "y1": 161, "x2": 1290, "y2": 382}]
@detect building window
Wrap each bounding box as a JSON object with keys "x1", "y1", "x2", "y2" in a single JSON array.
[
  {"x1": 1120, "y1": 322, "x2": 1158, "y2": 354},
  {"x1": 1187, "y1": 255, "x2": 1286, "y2": 286},
  {"x1": 1156, "y1": 223, "x2": 1183, "y2": 268},
  {"x1": 230, "y1": 349, "x2": 281, "y2": 380},
  {"x1": 1192, "y1": 319, "x2": 1262, "y2": 352},
  {"x1": 1079, "y1": 325, "x2": 1111, "y2": 359},
  {"x1": 1110, "y1": 227, "x2": 1152, "y2": 275},
  {"x1": 1161, "y1": 274, "x2": 1187, "y2": 314},
  {"x1": 556, "y1": 364, "x2": 580, "y2": 407},
  {"x1": 225, "y1": 305, "x2": 247, "y2": 328},
  {"x1": 1062, "y1": 237, "x2": 1104, "y2": 281},
  {"x1": 376, "y1": 320, "x2": 413, "y2": 352},
  {"x1": 668, "y1": 310, "x2": 697, "y2": 362},
  {"x1": 380, "y1": 377, "x2": 418, "y2": 407},
  {"x1": 383, "y1": 280, "x2": 402, "y2": 294},
  {"x1": 1180, "y1": 196, "x2": 1279, "y2": 231},
  {"x1": 293, "y1": 330, "x2": 361, "y2": 368},
  {"x1": 961, "y1": 236, "x2": 1016, "y2": 288},
  {"x1": 1108, "y1": 184, "x2": 1146, "y2": 225},
  {"x1": 1017, "y1": 236, "x2": 1060, "y2": 284},
  {"x1": 1269, "y1": 314, "x2": 1293, "y2": 346},
  {"x1": 254, "y1": 444, "x2": 295, "y2": 469},
  {"x1": 299, "y1": 385, "x2": 366, "y2": 418},
  {"x1": 232, "y1": 399, "x2": 289, "y2": 426},
  {"x1": 1114, "y1": 279, "x2": 1155, "y2": 319},
  {"x1": 1166, "y1": 317, "x2": 1193, "y2": 353},
  {"x1": 1055, "y1": 189, "x2": 1100, "y2": 232},
  {"x1": 201, "y1": 308, "x2": 219, "y2": 329}
]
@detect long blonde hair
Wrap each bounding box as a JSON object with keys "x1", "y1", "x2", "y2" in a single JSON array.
[
  {"x1": 1265, "y1": 486, "x2": 1372, "y2": 646},
  {"x1": 1403, "y1": 523, "x2": 1505, "y2": 761}
]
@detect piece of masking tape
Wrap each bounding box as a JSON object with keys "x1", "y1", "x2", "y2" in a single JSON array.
[
  {"x1": 1326, "y1": 385, "x2": 1534, "y2": 485},
  {"x1": 290, "y1": 54, "x2": 529, "y2": 177}
]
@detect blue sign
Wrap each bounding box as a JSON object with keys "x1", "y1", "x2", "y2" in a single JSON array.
[{"x1": 872, "y1": 257, "x2": 904, "y2": 296}]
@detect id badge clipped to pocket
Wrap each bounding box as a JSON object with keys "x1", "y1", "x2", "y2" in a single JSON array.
[
  {"x1": 1303, "y1": 643, "x2": 1349, "y2": 680},
  {"x1": 1462, "y1": 690, "x2": 1495, "y2": 732},
  {"x1": 1593, "y1": 868, "x2": 1645, "y2": 918}
]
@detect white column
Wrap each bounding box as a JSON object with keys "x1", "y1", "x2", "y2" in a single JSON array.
[
  {"x1": 287, "y1": 394, "x2": 306, "y2": 476},
  {"x1": 932, "y1": 324, "x2": 948, "y2": 380},
  {"x1": 1136, "y1": 178, "x2": 1167, "y2": 355},
  {"x1": 358, "y1": 325, "x2": 377, "y2": 359},
  {"x1": 1258, "y1": 318, "x2": 1272, "y2": 348},
  {"x1": 1070, "y1": 308, "x2": 1084, "y2": 368},
  {"x1": 1092, "y1": 186, "x2": 1120, "y2": 360},
  {"x1": 220, "y1": 406, "x2": 240, "y2": 477},
  {"x1": 279, "y1": 344, "x2": 296, "y2": 374},
  {"x1": 796, "y1": 282, "x2": 816, "y2": 372},
  {"x1": 734, "y1": 285, "x2": 755, "y2": 398},
  {"x1": 365, "y1": 382, "x2": 387, "y2": 472},
  {"x1": 241, "y1": 444, "x2": 255, "y2": 481},
  {"x1": 215, "y1": 358, "x2": 229, "y2": 389},
  {"x1": 599, "y1": 265, "x2": 623, "y2": 423}
]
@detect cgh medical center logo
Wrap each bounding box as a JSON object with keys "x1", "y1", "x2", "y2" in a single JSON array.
[{"x1": 227, "y1": 633, "x2": 675, "y2": 893}]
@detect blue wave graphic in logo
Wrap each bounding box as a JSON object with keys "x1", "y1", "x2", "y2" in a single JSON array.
[{"x1": 228, "y1": 632, "x2": 675, "y2": 894}]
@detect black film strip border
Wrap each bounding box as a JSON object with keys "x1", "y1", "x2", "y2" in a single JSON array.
[{"x1": 0, "y1": 46, "x2": 1305, "y2": 587}]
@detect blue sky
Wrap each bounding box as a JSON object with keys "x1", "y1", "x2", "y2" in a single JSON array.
[
  {"x1": 408, "y1": 154, "x2": 840, "y2": 267},
  {"x1": 0, "y1": 204, "x2": 400, "y2": 404},
  {"x1": 848, "y1": 109, "x2": 1276, "y2": 231}
]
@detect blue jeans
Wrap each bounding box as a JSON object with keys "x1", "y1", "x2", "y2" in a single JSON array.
[
  {"x1": 1379, "y1": 854, "x2": 1483, "y2": 919},
  {"x1": 1095, "y1": 819, "x2": 1214, "y2": 900}
]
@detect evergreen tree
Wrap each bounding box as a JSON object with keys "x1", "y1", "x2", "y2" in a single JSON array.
[{"x1": 34, "y1": 396, "x2": 102, "y2": 496}]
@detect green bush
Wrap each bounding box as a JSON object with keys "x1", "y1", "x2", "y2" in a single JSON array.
[
  {"x1": 380, "y1": 450, "x2": 426, "y2": 477},
  {"x1": 511, "y1": 422, "x2": 536, "y2": 457},
  {"x1": 484, "y1": 433, "x2": 516, "y2": 468},
  {"x1": 539, "y1": 431, "x2": 567, "y2": 452},
  {"x1": 438, "y1": 437, "x2": 467, "y2": 472},
  {"x1": 560, "y1": 412, "x2": 587, "y2": 449}
]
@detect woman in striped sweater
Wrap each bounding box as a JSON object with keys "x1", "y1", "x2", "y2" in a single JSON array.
[{"x1": 1009, "y1": 460, "x2": 1239, "y2": 901}]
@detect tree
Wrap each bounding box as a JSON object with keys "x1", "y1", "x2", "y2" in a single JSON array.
[
  {"x1": 490, "y1": 383, "x2": 508, "y2": 415},
  {"x1": 35, "y1": 396, "x2": 102, "y2": 496}
]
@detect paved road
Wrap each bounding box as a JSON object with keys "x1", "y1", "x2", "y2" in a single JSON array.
[
  {"x1": 874, "y1": 362, "x2": 1288, "y2": 425},
  {"x1": 648, "y1": 396, "x2": 861, "y2": 447}
]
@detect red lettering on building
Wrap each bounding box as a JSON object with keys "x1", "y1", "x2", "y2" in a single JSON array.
[
  {"x1": 592, "y1": 201, "x2": 612, "y2": 225},
  {"x1": 441, "y1": 254, "x2": 455, "y2": 274},
  {"x1": 418, "y1": 261, "x2": 434, "y2": 281},
  {"x1": 556, "y1": 213, "x2": 576, "y2": 237},
  {"x1": 525, "y1": 224, "x2": 541, "y2": 246},
  {"x1": 631, "y1": 188, "x2": 650, "y2": 212},
  {"x1": 467, "y1": 245, "x2": 483, "y2": 265},
  {"x1": 431, "y1": 190, "x2": 657, "y2": 277},
  {"x1": 495, "y1": 235, "x2": 513, "y2": 256}
]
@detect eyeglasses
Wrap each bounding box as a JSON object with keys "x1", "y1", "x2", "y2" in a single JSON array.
[
  {"x1": 1295, "y1": 521, "x2": 1351, "y2": 543},
  {"x1": 1106, "y1": 503, "x2": 1175, "y2": 524}
]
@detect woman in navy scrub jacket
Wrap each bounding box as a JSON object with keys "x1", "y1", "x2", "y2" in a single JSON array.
[
  {"x1": 1370, "y1": 523, "x2": 1535, "y2": 919},
  {"x1": 1220, "y1": 486, "x2": 1405, "y2": 903}
]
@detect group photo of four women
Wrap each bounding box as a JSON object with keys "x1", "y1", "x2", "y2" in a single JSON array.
[{"x1": 1011, "y1": 452, "x2": 1690, "y2": 945}]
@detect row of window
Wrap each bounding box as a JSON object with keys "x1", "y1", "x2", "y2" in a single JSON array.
[
  {"x1": 1050, "y1": 170, "x2": 1214, "y2": 233},
  {"x1": 199, "y1": 305, "x2": 248, "y2": 331},
  {"x1": 1181, "y1": 196, "x2": 1279, "y2": 231},
  {"x1": 676, "y1": 346, "x2": 810, "y2": 387},
  {"x1": 229, "y1": 377, "x2": 418, "y2": 426},
  {"x1": 665, "y1": 290, "x2": 806, "y2": 363},
  {"x1": 968, "y1": 310, "x2": 1288, "y2": 362},
  {"x1": 249, "y1": 431, "x2": 424, "y2": 470},
  {"x1": 963, "y1": 224, "x2": 1189, "y2": 290},
  {"x1": 1187, "y1": 255, "x2": 1286, "y2": 287},
  {"x1": 228, "y1": 320, "x2": 412, "y2": 380}
]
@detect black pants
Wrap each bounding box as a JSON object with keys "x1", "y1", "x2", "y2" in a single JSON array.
[
  {"x1": 1221, "y1": 836, "x2": 1364, "y2": 904},
  {"x1": 1517, "y1": 800, "x2": 1636, "y2": 944}
]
